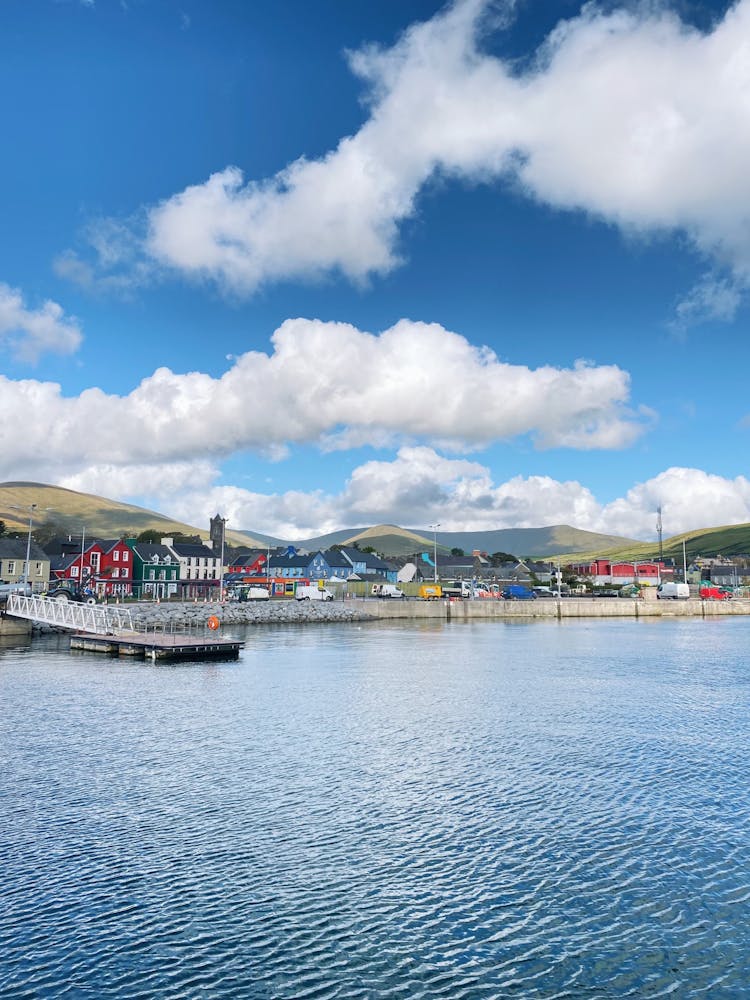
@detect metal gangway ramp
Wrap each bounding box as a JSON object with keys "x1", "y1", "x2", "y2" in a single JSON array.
[{"x1": 6, "y1": 594, "x2": 134, "y2": 635}]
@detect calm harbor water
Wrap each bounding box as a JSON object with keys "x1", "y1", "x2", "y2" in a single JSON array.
[{"x1": 1, "y1": 617, "x2": 749, "y2": 998}]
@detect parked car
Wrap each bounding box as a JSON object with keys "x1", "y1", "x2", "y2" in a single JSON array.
[{"x1": 593, "y1": 589, "x2": 620, "y2": 598}]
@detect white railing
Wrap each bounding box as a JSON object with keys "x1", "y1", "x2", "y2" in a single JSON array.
[{"x1": 6, "y1": 594, "x2": 134, "y2": 635}]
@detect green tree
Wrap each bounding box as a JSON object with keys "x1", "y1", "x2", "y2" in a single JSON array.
[
  {"x1": 33, "y1": 520, "x2": 65, "y2": 546},
  {"x1": 136, "y1": 528, "x2": 200, "y2": 544},
  {"x1": 451, "y1": 547, "x2": 465, "y2": 557},
  {"x1": 0, "y1": 520, "x2": 5, "y2": 537},
  {"x1": 489, "y1": 551, "x2": 517, "y2": 566},
  {"x1": 136, "y1": 528, "x2": 165, "y2": 543}
]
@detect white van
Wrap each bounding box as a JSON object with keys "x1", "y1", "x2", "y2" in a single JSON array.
[
  {"x1": 371, "y1": 584, "x2": 405, "y2": 599},
  {"x1": 245, "y1": 586, "x2": 270, "y2": 601},
  {"x1": 295, "y1": 585, "x2": 335, "y2": 602},
  {"x1": 656, "y1": 582, "x2": 690, "y2": 600}
]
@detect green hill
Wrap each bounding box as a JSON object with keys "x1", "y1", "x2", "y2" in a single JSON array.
[
  {"x1": 560, "y1": 522, "x2": 750, "y2": 564},
  {"x1": 407, "y1": 525, "x2": 642, "y2": 560},
  {"x1": 6, "y1": 481, "x2": 750, "y2": 565},
  {"x1": 233, "y1": 523, "x2": 448, "y2": 556},
  {"x1": 0, "y1": 482, "x2": 260, "y2": 547},
  {"x1": 235, "y1": 522, "x2": 642, "y2": 558}
]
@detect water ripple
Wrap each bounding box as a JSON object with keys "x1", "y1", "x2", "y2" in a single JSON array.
[{"x1": 2, "y1": 619, "x2": 750, "y2": 997}]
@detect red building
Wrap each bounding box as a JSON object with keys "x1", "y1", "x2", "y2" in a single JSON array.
[
  {"x1": 49, "y1": 537, "x2": 134, "y2": 598},
  {"x1": 567, "y1": 558, "x2": 664, "y2": 587}
]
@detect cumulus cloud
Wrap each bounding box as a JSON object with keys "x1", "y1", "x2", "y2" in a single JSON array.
[
  {"x1": 0, "y1": 283, "x2": 82, "y2": 362},
  {"x1": 58, "y1": 460, "x2": 221, "y2": 503},
  {"x1": 147, "y1": 449, "x2": 750, "y2": 541},
  {"x1": 0, "y1": 317, "x2": 646, "y2": 485},
  {"x1": 63, "y1": 0, "x2": 750, "y2": 311},
  {"x1": 598, "y1": 467, "x2": 750, "y2": 539}
]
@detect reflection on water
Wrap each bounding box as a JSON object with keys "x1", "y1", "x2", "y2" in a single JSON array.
[{"x1": 1, "y1": 618, "x2": 749, "y2": 998}]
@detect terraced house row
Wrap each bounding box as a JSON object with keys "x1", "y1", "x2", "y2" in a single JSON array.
[{"x1": 0, "y1": 535, "x2": 222, "y2": 600}]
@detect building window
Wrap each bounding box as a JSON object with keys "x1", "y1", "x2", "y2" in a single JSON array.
[
  {"x1": 112, "y1": 567, "x2": 119, "y2": 578},
  {"x1": 113, "y1": 550, "x2": 119, "y2": 561},
  {"x1": 71, "y1": 566, "x2": 79, "y2": 578},
  {"x1": 123, "y1": 551, "x2": 129, "y2": 561}
]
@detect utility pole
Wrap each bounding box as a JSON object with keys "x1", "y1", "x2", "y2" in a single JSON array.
[
  {"x1": 656, "y1": 506, "x2": 663, "y2": 563},
  {"x1": 9, "y1": 503, "x2": 37, "y2": 590},
  {"x1": 429, "y1": 523, "x2": 441, "y2": 583},
  {"x1": 219, "y1": 518, "x2": 226, "y2": 602}
]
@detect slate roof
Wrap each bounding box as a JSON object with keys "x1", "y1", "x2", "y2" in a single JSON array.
[
  {"x1": 169, "y1": 542, "x2": 217, "y2": 559},
  {"x1": 339, "y1": 547, "x2": 390, "y2": 571},
  {"x1": 128, "y1": 543, "x2": 175, "y2": 562},
  {"x1": 0, "y1": 538, "x2": 50, "y2": 561}
]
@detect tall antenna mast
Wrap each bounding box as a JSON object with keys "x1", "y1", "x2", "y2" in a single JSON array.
[{"x1": 656, "y1": 506, "x2": 663, "y2": 563}]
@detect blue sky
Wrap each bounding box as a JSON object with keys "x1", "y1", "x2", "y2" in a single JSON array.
[{"x1": 2, "y1": 0, "x2": 750, "y2": 541}]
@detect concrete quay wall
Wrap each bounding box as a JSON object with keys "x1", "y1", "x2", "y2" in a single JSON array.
[
  {"x1": 85, "y1": 596, "x2": 750, "y2": 631},
  {"x1": 0, "y1": 612, "x2": 32, "y2": 637},
  {"x1": 357, "y1": 597, "x2": 750, "y2": 621}
]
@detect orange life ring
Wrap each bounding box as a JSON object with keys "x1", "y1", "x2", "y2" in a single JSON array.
[{"x1": 207, "y1": 615, "x2": 220, "y2": 630}]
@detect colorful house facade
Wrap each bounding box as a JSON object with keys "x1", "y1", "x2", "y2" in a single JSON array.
[
  {"x1": 46, "y1": 537, "x2": 134, "y2": 598},
  {"x1": 126, "y1": 541, "x2": 180, "y2": 599}
]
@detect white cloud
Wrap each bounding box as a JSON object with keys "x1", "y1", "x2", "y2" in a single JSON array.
[
  {"x1": 0, "y1": 317, "x2": 645, "y2": 486},
  {"x1": 53, "y1": 215, "x2": 154, "y2": 296},
  {"x1": 143, "y1": 450, "x2": 750, "y2": 542},
  {"x1": 598, "y1": 467, "x2": 750, "y2": 539},
  {"x1": 0, "y1": 283, "x2": 82, "y2": 362},
  {"x1": 66, "y1": 0, "x2": 750, "y2": 310},
  {"x1": 673, "y1": 274, "x2": 743, "y2": 329},
  {"x1": 58, "y1": 460, "x2": 221, "y2": 503}
]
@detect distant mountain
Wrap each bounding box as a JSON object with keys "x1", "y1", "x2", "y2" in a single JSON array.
[
  {"x1": 8, "y1": 482, "x2": 750, "y2": 564},
  {"x1": 234, "y1": 522, "x2": 642, "y2": 559},
  {"x1": 0, "y1": 482, "x2": 262, "y2": 547},
  {"x1": 232, "y1": 523, "x2": 440, "y2": 555},
  {"x1": 407, "y1": 525, "x2": 644, "y2": 560},
  {"x1": 233, "y1": 526, "x2": 373, "y2": 551}
]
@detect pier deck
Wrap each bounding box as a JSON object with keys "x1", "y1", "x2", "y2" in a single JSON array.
[{"x1": 70, "y1": 630, "x2": 243, "y2": 661}]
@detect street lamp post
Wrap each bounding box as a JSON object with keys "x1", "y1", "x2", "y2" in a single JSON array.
[
  {"x1": 219, "y1": 517, "x2": 226, "y2": 602},
  {"x1": 80, "y1": 525, "x2": 87, "y2": 592},
  {"x1": 429, "y1": 523, "x2": 441, "y2": 583},
  {"x1": 9, "y1": 503, "x2": 37, "y2": 590}
]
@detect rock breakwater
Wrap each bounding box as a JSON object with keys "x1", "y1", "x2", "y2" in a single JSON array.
[{"x1": 129, "y1": 599, "x2": 376, "y2": 629}]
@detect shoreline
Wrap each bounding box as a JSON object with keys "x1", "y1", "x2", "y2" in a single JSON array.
[
  {"x1": 6, "y1": 595, "x2": 746, "y2": 641},
  {"x1": 126, "y1": 596, "x2": 750, "y2": 629}
]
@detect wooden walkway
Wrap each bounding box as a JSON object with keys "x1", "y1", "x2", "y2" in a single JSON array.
[{"x1": 70, "y1": 630, "x2": 243, "y2": 662}]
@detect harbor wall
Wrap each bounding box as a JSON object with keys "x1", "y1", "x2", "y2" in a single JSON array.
[
  {"x1": 0, "y1": 612, "x2": 32, "y2": 637},
  {"x1": 352, "y1": 597, "x2": 750, "y2": 621}
]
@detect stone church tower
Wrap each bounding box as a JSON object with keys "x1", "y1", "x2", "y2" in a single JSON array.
[{"x1": 210, "y1": 514, "x2": 226, "y2": 556}]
